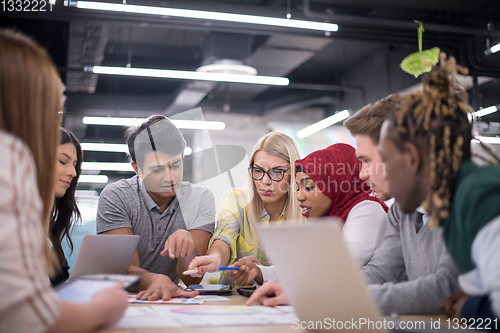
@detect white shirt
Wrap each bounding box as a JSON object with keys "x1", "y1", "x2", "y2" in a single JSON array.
[
  {"x1": 342, "y1": 200, "x2": 388, "y2": 267},
  {"x1": 0, "y1": 131, "x2": 60, "y2": 333},
  {"x1": 415, "y1": 205, "x2": 430, "y2": 225},
  {"x1": 458, "y1": 215, "x2": 500, "y2": 317}
]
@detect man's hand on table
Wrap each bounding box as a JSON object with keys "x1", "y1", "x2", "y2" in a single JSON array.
[{"x1": 136, "y1": 273, "x2": 199, "y2": 301}]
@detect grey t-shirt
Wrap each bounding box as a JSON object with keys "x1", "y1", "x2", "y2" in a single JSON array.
[
  {"x1": 96, "y1": 176, "x2": 215, "y2": 283},
  {"x1": 362, "y1": 202, "x2": 460, "y2": 315}
]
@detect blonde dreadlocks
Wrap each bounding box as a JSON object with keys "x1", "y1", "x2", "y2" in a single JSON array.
[{"x1": 388, "y1": 53, "x2": 476, "y2": 227}]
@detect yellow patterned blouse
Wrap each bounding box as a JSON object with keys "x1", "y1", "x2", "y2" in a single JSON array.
[{"x1": 209, "y1": 189, "x2": 287, "y2": 269}]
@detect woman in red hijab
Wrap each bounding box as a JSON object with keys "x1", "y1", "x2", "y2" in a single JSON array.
[{"x1": 295, "y1": 143, "x2": 388, "y2": 266}]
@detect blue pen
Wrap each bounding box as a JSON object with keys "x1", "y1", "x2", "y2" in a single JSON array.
[
  {"x1": 217, "y1": 266, "x2": 240, "y2": 271},
  {"x1": 183, "y1": 266, "x2": 240, "y2": 275}
]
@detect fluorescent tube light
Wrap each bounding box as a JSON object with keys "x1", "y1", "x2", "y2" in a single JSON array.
[
  {"x1": 88, "y1": 66, "x2": 289, "y2": 86},
  {"x1": 75, "y1": 190, "x2": 99, "y2": 197},
  {"x1": 82, "y1": 116, "x2": 226, "y2": 130},
  {"x1": 81, "y1": 143, "x2": 129, "y2": 153},
  {"x1": 81, "y1": 142, "x2": 193, "y2": 156},
  {"x1": 490, "y1": 42, "x2": 500, "y2": 54},
  {"x1": 83, "y1": 117, "x2": 143, "y2": 127},
  {"x1": 79, "y1": 175, "x2": 109, "y2": 183},
  {"x1": 474, "y1": 136, "x2": 500, "y2": 145},
  {"x1": 473, "y1": 105, "x2": 498, "y2": 118},
  {"x1": 169, "y1": 120, "x2": 226, "y2": 130},
  {"x1": 67, "y1": 1, "x2": 338, "y2": 32},
  {"x1": 82, "y1": 162, "x2": 134, "y2": 172},
  {"x1": 297, "y1": 110, "x2": 350, "y2": 139}
]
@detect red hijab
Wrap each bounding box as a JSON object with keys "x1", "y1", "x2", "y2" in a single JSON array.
[{"x1": 295, "y1": 143, "x2": 388, "y2": 223}]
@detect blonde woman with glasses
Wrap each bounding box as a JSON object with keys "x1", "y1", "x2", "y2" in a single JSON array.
[{"x1": 187, "y1": 132, "x2": 302, "y2": 284}]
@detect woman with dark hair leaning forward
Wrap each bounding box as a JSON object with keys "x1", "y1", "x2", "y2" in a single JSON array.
[{"x1": 50, "y1": 128, "x2": 83, "y2": 286}]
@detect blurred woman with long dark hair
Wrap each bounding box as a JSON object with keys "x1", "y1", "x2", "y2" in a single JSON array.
[{"x1": 50, "y1": 128, "x2": 83, "y2": 286}]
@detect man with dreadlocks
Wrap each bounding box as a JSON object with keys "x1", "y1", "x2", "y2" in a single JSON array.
[
  {"x1": 345, "y1": 96, "x2": 460, "y2": 315},
  {"x1": 379, "y1": 53, "x2": 500, "y2": 325}
]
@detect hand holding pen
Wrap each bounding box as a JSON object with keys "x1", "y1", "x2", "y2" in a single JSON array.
[
  {"x1": 226, "y1": 256, "x2": 262, "y2": 286},
  {"x1": 185, "y1": 254, "x2": 227, "y2": 277},
  {"x1": 183, "y1": 266, "x2": 239, "y2": 275}
]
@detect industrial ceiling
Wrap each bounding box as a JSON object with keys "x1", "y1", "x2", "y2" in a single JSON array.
[{"x1": 2, "y1": 0, "x2": 499, "y2": 188}]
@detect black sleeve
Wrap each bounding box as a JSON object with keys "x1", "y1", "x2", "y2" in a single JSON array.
[{"x1": 461, "y1": 295, "x2": 500, "y2": 331}]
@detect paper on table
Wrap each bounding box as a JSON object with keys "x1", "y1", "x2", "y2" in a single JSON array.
[
  {"x1": 275, "y1": 305, "x2": 295, "y2": 313},
  {"x1": 154, "y1": 305, "x2": 283, "y2": 315},
  {"x1": 121, "y1": 307, "x2": 158, "y2": 316},
  {"x1": 114, "y1": 306, "x2": 182, "y2": 328},
  {"x1": 151, "y1": 305, "x2": 297, "y2": 327},
  {"x1": 169, "y1": 312, "x2": 297, "y2": 327},
  {"x1": 128, "y1": 295, "x2": 204, "y2": 304},
  {"x1": 199, "y1": 295, "x2": 230, "y2": 301}
]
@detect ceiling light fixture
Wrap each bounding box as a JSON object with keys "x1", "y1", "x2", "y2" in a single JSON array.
[
  {"x1": 297, "y1": 110, "x2": 350, "y2": 139},
  {"x1": 79, "y1": 175, "x2": 109, "y2": 183},
  {"x1": 491, "y1": 43, "x2": 500, "y2": 54},
  {"x1": 197, "y1": 59, "x2": 257, "y2": 76},
  {"x1": 81, "y1": 142, "x2": 193, "y2": 156},
  {"x1": 75, "y1": 190, "x2": 99, "y2": 197},
  {"x1": 473, "y1": 105, "x2": 498, "y2": 118},
  {"x1": 81, "y1": 143, "x2": 129, "y2": 153},
  {"x1": 82, "y1": 116, "x2": 226, "y2": 130},
  {"x1": 82, "y1": 162, "x2": 134, "y2": 172},
  {"x1": 65, "y1": 1, "x2": 338, "y2": 32},
  {"x1": 86, "y1": 66, "x2": 289, "y2": 86},
  {"x1": 485, "y1": 40, "x2": 500, "y2": 55}
]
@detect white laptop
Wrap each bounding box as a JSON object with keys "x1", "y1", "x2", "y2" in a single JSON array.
[
  {"x1": 69, "y1": 234, "x2": 140, "y2": 280},
  {"x1": 257, "y1": 219, "x2": 468, "y2": 332}
]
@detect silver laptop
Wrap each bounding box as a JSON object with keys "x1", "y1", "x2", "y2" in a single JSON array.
[
  {"x1": 69, "y1": 234, "x2": 140, "y2": 280},
  {"x1": 257, "y1": 219, "x2": 469, "y2": 333},
  {"x1": 258, "y1": 220, "x2": 385, "y2": 332}
]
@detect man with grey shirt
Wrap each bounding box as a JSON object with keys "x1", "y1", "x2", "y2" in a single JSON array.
[
  {"x1": 97, "y1": 115, "x2": 215, "y2": 301},
  {"x1": 344, "y1": 96, "x2": 460, "y2": 314}
]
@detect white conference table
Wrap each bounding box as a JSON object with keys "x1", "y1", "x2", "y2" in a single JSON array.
[{"x1": 96, "y1": 290, "x2": 445, "y2": 333}]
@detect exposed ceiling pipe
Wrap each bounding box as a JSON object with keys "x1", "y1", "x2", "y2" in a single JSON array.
[
  {"x1": 217, "y1": 34, "x2": 332, "y2": 104},
  {"x1": 265, "y1": 95, "x2": 338, "y2": 115},
  {"x1": 286, "y1": 82, "x2": 366, "y2": 105},
  {"x1": 302, "y1": 0, "x2": 500, "y2": 38},
  {"x1": 66, "y1": 22, "x2": 109, "y2": 93},
  {"x1": 4, "y1": 5, "x2": 333, "y2": 38}
]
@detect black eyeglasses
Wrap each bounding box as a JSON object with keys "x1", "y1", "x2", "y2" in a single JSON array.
[{"x1": 248, "y1": 165, "x2": 290, "y2": 182}]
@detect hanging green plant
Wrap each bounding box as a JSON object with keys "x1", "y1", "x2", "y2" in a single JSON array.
[{"x1": 400, "y1": 20, "x2": 440, "y2": 78}]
